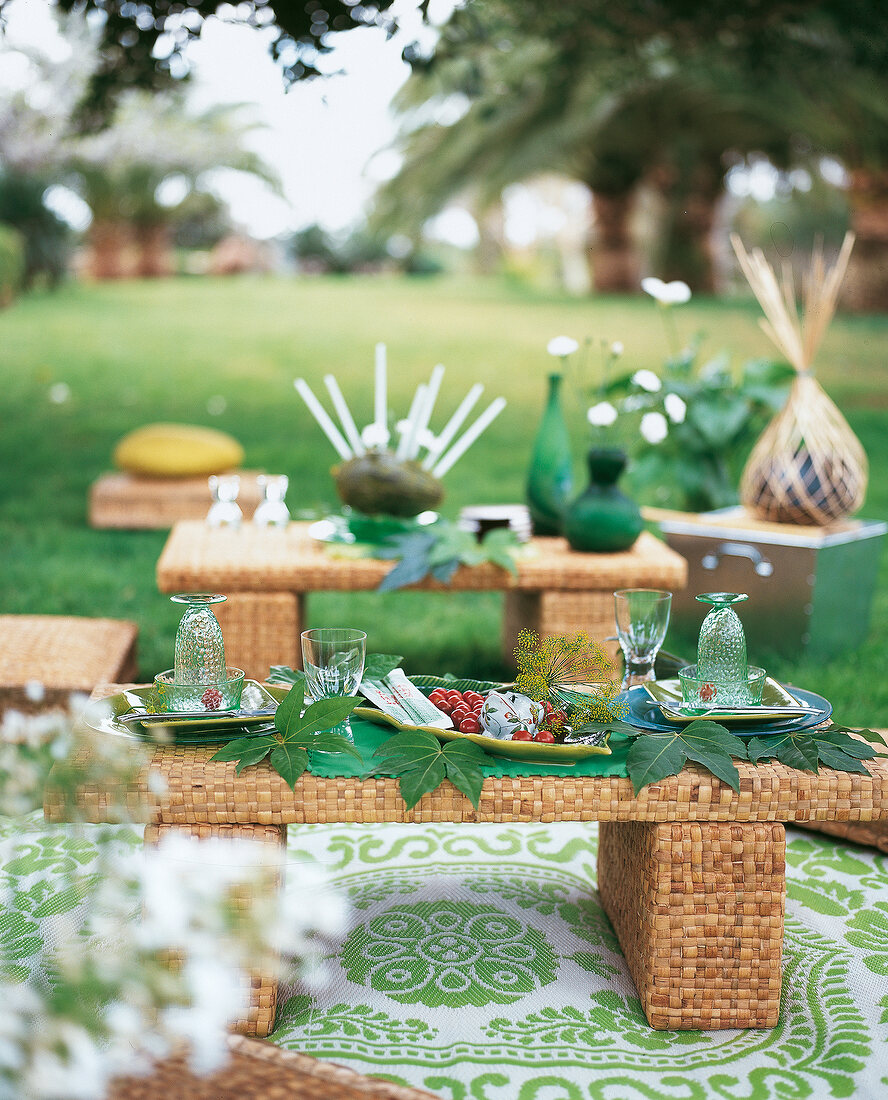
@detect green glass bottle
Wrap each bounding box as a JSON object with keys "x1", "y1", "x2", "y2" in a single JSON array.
[
  {"x1": 564, "y1": 447, "x2": 643, "y2": 553},
  {"x1": 526, "y1": 373, "x2": 573, "y2": 536}
]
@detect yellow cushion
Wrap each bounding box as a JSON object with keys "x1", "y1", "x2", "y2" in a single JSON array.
[{"x1": 113, "y1": 424, "x2": 244, "y2": 478}]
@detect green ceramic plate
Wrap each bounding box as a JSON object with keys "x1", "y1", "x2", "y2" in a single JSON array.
[
  {"x1": 408, "y1": 675, "x2": 507, "y2": 693},
  {"x1": 354, "y1": 705, "x2": 611, "y2": 765},
  {"x1": 82, "y1": 683, "x2": 289, "y2": 743},
  {"x1": 644, "y1": 677, "x2": 804, "y2": 723}
]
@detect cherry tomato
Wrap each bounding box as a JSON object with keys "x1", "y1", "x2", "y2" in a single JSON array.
[
  {"x1": 446, "y1": 690, "x2": 463, "y2": 705},
  {"x1": 464, "y1": 692, "x2": 483, "y2": 706},
  {"x1": 534, "y1": 730, "x2": 556, "y2": 743},
  {"x1": 429, "y1": 689, "x2": 447, "y2": 704},
  {"x1": 451, "y1": 707, "x2": 470, "y2": 724},
  {"x1": 511, "y1": 729, "x2": 533, "y2": 741},
  {"x1": 544, "y1": 701, "x2": 554, "y2": 715},
  {"x1": 436, "y1": 699, "x2": 453, "y2": 715},
  {"x1": 472, "y1": 702, "x2": 484, "y2": 715},
  {"x1": 459, "y1": 717, "x2": 481, "y2": 734},
  {"x1": 549, "y1": 709, "x2": 568, "y2": 728}
]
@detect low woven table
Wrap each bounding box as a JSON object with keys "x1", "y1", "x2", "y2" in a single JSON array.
[
  {"x1": 155, "y1": 521, "x2": 688, "y2": 678},
  {"x1": 46, "y1": 686, "x2": 888, "y2": 1037}
]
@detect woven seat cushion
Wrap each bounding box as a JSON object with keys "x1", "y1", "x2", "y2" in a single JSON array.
[
  {"x1": 0, "y1": 615, "x2": 138, "y2": 712},
  {"x1": 113, "y1": 423, "x2": 243, "y2": 479}
]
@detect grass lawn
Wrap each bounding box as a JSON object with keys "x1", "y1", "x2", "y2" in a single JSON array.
[{"x1": 1, "y1": 274, "x2": 886, "y2": 724}]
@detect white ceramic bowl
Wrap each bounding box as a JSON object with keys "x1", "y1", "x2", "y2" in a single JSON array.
[{"x1": 479, "y1": 691, "x2": 545, "y2": 740}]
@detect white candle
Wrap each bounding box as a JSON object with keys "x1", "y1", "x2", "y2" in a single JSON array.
[
  {"x1": 293, "y1": 378, "x2": 353, "y2": 461},
  {"x1": 421, "y1": 383, "x2": 484, "y2": 470},
  {"x1": 324, "y1": 374, "x2": 365, "y2": 456},
  {"x1": 432, "y1": 397, "x2": 507, "y2": 478},
  {"x1": 374, "y1": 343, "x2": 387, "y2": 433},
  {"x1": 396, "y1": 383, "x2": 427, "y2": 461},
  {"x1": 410, "y1": 364, "x2": 445, "y2": 459}
]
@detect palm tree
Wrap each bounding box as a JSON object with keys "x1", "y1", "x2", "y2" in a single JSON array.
[{"x1": 67, "y1": 92, "x2": 280, "y2": 278}]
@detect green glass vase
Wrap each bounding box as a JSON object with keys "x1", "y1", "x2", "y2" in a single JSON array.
[
  {"x1": 526, "y1": 373, "x2": 573, "y2": 536},
  {"x1": 564, "y1": 447, "x2": 643, "y2": 553}
]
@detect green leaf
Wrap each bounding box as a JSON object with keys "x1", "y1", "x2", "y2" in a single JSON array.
[
  {"x1": 299, "y1": 695, "x2": 361, "y2": 736},
  {"x1": 680, "y1": 720, "x2": 749, "y2": 761},
  {"x1": 374, "y1": 730, "x2": 443, "y2": 769},
  {"x1": 269, "y1": 744, "x2": 310, "y2": 789},
  {"x1": 303, "y1": 729, "x2": 362, "y2": 761},
  {"x1": 266, "y1": 665, "x2": 307, "y2": 687},
  {"x1": 826, "y1": 724, "x2": 886, "y2": 747},
  {"x1": 812, "y1": 729, "x2": 881, "y2": 760},
  {"x1": 812, "y1": 746, "x2": 872, "y2": 776},
  {"x1": 570, "y1": 719, "x2": 639, "y2": 738},
  {"x1": 681, "y1": 745, "x2": 741, "y2": 792},
  {"x1": 441, "y1": 740, "x2": 489, "y2": 808},
  {"x1": 211, "y1": 734, "x2": 278, "y2": 763},
  {"x1": 745, "y1": 736, "x2": 776, "y2": 764},
  {"x1": 274, "y1": 680, "x2": 306, "y2": 737},
  {"x1": 398, "y1": 755, "x2": 447, "y2": 810},
  {"x1": 234, "y1": 743, "x2": 274, "y2": 774},
  {"x1": 378, "y1": 551, "x2": 433, "y2": 591},
  {"x1": 362, "y1": 653, "x2": 404, "y2": 682},
  {"x1": 770, "y1": 732, "x2": 822, "y2": 773},
  {"x1": 431, "y1": 558, "x2": 460, "y2": 583},
  {"x1": 626, "y1": 733, "x2": 688, "y2": 795}
]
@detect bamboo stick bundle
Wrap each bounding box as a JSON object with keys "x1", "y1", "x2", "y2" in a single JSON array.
[{"x1": 731, "y1": 232, "x2": 867, "y2": 526}]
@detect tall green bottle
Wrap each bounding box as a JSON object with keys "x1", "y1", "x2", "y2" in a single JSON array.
[{"x1": 526, "y1": 373, "x2": 573, "y2": 536}]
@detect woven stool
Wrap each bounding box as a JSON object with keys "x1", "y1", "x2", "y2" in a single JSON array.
[
  {"x1": 144, "y1": 822, "x2": 287, "y2": 1039},
  {"x1": 109, "y1": 1035, "x2": 438, "y2": 1099},
  {"x1": 0, "y1": 615, "x2": 138, "y2": 715}
]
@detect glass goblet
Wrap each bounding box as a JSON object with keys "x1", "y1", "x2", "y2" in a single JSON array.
[
  {"x1": 301, "y1": 628, "x2": 367, "y2": 737},
  {"x1": 614, "y1": 588, "x2": 672, "y2": 690}
]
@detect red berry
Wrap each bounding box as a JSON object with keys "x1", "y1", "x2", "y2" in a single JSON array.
[
  {"x1": 700, "y1": 683, "x2": 717, "y2": 702},
  {"x1": 446, "y1": 690, "x2": 463, "y2": 705},
  {"x1": 201, "y1": 688, "x2": 223, "y2": 711},
  {"x1": 459, "y1": 717, "x2": 481, "y2": 734},
  {"x1": 534, "y1": 730, "x2": 556, "y2": 743},
  {"x1": 511, "y1": 729, "x2": 533, "y2": 741},
  {"x1": 436, "y1": 699, "x2": 453, "y2": 715}
]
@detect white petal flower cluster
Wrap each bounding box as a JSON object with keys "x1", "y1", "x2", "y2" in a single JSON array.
[
  {"x1": 587, "y1": 401, "x2": 618, "y2": 427},
  {"x1": 547, "y1": 336, "x2": 579, "y2": 358},
  {"x1": 664, "y1": 393, "x2": 687, "y2": 423},
  {"x1": 640, "y1": 411, "x2": 669, "y2": 444},
  {"x1": 631, "y1": 369, "x2": 662, "y2": 393},
  {"x1": 0, "y1": 707, "x2": 346, "y2": 1098},
  {"x1": 641, "y1": 277, "x2": 692, "y2": 305}
]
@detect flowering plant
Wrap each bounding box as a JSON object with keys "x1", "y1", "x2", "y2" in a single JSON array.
[
  {"x1": 513, "y1": 630, "x2": 626, "y2": 726},
  {"x1": 0, "y1": 699, "x2": 345, "y2": 1098},
  {"x1": 572, "y1": 280, "x2": 794, "y2": 512}
]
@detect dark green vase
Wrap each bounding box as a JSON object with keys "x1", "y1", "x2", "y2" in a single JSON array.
[
  {"x1": 564, "y1": 447, "x2": 643, "y2": 553},
  {"x1": 526, "y1": 373, "x2": 573, "y2": 536}
]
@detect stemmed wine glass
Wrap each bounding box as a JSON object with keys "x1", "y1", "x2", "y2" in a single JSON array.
[{"x1": 614, "y1": 589, "x2": 672, "y2": 690}]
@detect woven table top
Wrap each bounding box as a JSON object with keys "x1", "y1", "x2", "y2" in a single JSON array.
[
  {"x1": 47, "y1": 686, "x2": 888, "y2": 829},
  {"x1": 156, "y1": 522, "x2": 688, "y2": 594}
]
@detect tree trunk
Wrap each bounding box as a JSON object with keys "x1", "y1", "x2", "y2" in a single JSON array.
[
  {"x1": 649, "y1": 160, "x2": 723, "y2": 293},
  {"x1": 474, "y1": 201, "x2": 506, "y2": 276},
  {"x1": 134, "y1": 222, "x2": 173, "y2": 278},
  {"x1": 87, "y1": 220, "x2": 131, "y2": 280},
  {"x1": 589, "y1": 190, "x2": 639, "y2": 293},
  {"x1": 843, "y1": 168, "x2": 888, "y2": 313}
]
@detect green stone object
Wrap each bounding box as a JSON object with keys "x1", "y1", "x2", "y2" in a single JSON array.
[
  {"x1": 526, "y1": 373, "x2": 573, "y2": 536},
  {"x1": 564, "y1": 447, "x2": 643, "y2": 553},
  {"x1": 334, "y1": 452, "x2": 444, "y2": 517}
]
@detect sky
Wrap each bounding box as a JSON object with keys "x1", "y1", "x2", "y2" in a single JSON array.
[{"x1": 3, "y1": 0, "x2": 434, "y2": 238}]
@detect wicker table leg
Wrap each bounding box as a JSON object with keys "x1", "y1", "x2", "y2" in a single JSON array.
[
  {"x1": 597, "y1": 820, "x2": 785, "y2": 1030},
  {"x1": 213, "y1": 592, "x2": 302, "y2": 680},
  {"x1": 144, "y1": 822, "x2": 288, "y2": 1038}
]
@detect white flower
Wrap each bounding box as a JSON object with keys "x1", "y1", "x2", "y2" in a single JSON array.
[
  {"x1": 641, "y1": 411, "x2": 669, "y2": 444},
  {"x1": 664, "y1": 393, "x2": 687, "y2": 423},
  {"x1": 49, "y1": 382, "x2": 71, "y2": 404},
  {"x1": 547, "y1": 336, "x2": 579, "y2": 358},
  {"x1": 631, "y1": 369, "x2": 662, "y2": 393},
  {"x1": 610, "y1": 341, "x2": 624, "y2": 356},
  {"x1": 24, "y1": 681, "x2": 45, "y2": 703},
  {"x1": 641, "y1": 277, "x2": 692, "y2": 305},
  {"x1": 587, "y1": 401, "x2": 618, "y2": 427}
]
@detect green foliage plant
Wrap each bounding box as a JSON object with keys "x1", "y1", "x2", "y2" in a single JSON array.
[
  {"x1": 372, "y1": 521, "x2": 522, "y2": 591},
  {"x1": 0, "y1": 224, "x2": 25, "y2": 307}
]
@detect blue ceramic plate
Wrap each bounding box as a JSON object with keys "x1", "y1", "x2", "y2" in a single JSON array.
[{"x1": 619, "y1": 685, "x2": 832, "y2": 738}]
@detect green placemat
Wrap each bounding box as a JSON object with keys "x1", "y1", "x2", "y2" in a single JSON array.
[{"x1": 305, "y1": 717, "x2": 631, "y2": 780}]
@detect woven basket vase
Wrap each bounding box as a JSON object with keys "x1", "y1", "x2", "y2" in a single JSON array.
[{"x1": 740, "y1": 373, "x2": 868, "y2": 526}]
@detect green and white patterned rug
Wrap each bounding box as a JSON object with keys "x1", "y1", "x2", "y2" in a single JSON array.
[{"x1": 3, "y1": 817, "x2": 888, "y2": 1099}]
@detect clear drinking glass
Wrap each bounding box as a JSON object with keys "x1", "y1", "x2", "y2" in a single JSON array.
[
  {"x1": 253, "y1": 475, "x2": 290, "y2": 528},
  {"x1": 614, "y1": 589, "x2": 672, "y2": 690},
  {"x1": 301, "y1": 628, "x2": 367, "y2": 701},
  {"x1": 207, "y1": 475, "x2": 242, "y2": 528},
  {"x1": 156, "y1": 593, "x2": 245, "y2": 711}
]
